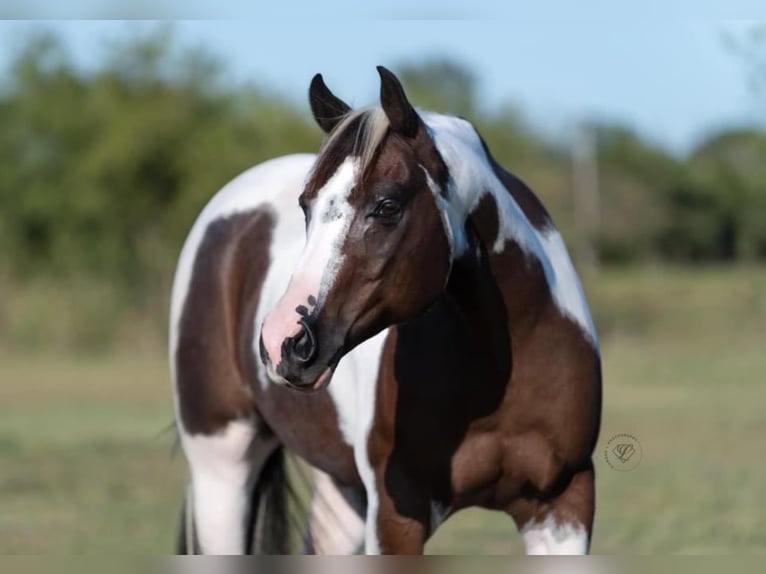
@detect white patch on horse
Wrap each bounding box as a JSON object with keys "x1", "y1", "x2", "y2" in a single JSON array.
[
  {"x1": 182, "y1": 419, "x2": 255, "y2": 554},
  {"x1": 297, "y1": 157, "x2": 359, "y2": 306},
  {"x1": 259, "y1": 157, "x2": 357, "y2": 372},
  {"x1": 421, "y1": 111, "x2": 598, "y2": 345},
  {"x1": 325, "y1": 329, "x2": 388, "y2": 554},
  {"x1": 421, "y1": 167, "x2": 468, "y2": 264},
  {"x1": 521, "y1": 516, "x2": 589, "y2": 555},
  {"x1": 538, "y1": 227, "x2": 597, "y2": 341},
  {"x1": 309, "y1": 469, "x2": 365, "y2": 554}
]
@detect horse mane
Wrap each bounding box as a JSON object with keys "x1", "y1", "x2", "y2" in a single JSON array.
[{"x1": 311, "y1": 106, "x2": 390, "y2": 187}]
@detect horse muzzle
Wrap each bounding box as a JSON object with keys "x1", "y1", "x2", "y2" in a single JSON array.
[{"x1": 259, "y1": 320, "x2": 342, "y2": 392}]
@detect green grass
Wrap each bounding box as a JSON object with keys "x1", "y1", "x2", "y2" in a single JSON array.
[
  {"x1": 0, "y1": 355, "x2": 183, "y2": 553},
  {"x1": 1, "y1": 266, "x2": 765, "y2": 554}
]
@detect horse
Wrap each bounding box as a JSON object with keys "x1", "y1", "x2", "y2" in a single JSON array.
[{"x1": 169, "y1": 66, "x2": 602, "y2": 555}]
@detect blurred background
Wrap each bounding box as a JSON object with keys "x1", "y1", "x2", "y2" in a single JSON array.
[{"x1": 0, "y1": 19, "x2": 764, "y2": 553}]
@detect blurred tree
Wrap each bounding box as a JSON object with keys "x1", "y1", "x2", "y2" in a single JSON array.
[
  {"x1": 0, "y1": 33, "x2": 87, "y2": 276},
  {"x1": 1, "y1": 29, "x2": 765, "y2": 351},
  {"x1": 682, "y1": 130, "x2": 766, "y2": 260},
  {"x1": 0, "y1": 28, "x2": 319, "y2": 307},
  {"x1": 591, "y1": 123, "x2": 685, "y2": 263}
]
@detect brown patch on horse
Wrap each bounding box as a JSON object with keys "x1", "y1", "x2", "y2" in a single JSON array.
[
  {"x1": 175, "y1": 209, "x2": 274, "y2": 435},
  {"x1": 356, "y1": 209, "x2": 508, "y2": 550},
  {"x1": 374, "y1": 240, "x2": 513, "y2": 537},
  {"x1": 460, "y1": 175, "x2": 601, "y2": 505},
  {"x1": 468, "y1": 193, "x2": 551, "y2": 333},
  {"x1": 469, "y1": 193, "x2": 500, "y2": 249},
  {"x1": 504, "y1": 459, "x2": 596, "y2": 542},
  {"x1": 248, "y1": 372, "x2": 361, "y2": 486}
]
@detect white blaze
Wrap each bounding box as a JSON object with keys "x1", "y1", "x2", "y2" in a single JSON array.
[{"x1": 260, "y1": 158, "x2": 357, "y2": 370}]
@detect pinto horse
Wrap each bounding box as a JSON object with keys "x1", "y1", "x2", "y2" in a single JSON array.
[{"x1": 170, "y1": 67, "x2": 601, "y2": 555}]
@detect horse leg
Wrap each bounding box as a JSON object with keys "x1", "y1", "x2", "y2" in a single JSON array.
[
  {"x1": 306, "y1": 468, "x2": 366, "y2": 554},
  {"x1": 508, "y1": 461, "x2": 595, "y2": 555},
  {"x1": 180, "y1": 419, "x2": 258, "y2": 554},
  {"x1": 176, "y1": 480, "x2": 196, "y2": 553},
  {"x1": 361, "y1": 464, "x2": 429, "y2": 555}
]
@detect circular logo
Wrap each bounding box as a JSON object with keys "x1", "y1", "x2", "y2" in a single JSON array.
[{"x1": 603, "y1": 433, "x2": 642, "y2": 471}]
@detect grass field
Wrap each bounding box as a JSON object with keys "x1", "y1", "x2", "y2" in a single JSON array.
[{"x1": 1, "y1": 266, "x2": 765, "y2": 554}]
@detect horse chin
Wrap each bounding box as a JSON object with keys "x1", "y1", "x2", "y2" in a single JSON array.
[
  {"x1": 284, "y1": 365, "x2": 335, "y2": 394},
  {"x1": 273, "y1": 337, "x2": 348, "y2": 393},
  {"x1": 311, "y1": 365, "x2": 335, "y2": 391}
]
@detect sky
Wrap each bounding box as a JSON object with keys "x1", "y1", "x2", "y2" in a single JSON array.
[{"x1": 0, "y1": 12, "x2": 764, "y2": 154}]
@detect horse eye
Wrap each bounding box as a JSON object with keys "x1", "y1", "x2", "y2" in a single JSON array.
[{"x1": 372, "y1": 198, "x2": 402, "y2": 220}]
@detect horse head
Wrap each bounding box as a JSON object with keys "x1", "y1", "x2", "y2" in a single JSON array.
[{"x1": 260, "y1": 67, "x2": 454, "y2": 391}]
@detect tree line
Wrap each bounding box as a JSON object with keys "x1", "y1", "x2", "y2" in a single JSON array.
[{"x1": 0, "y1": 30, "x2": 764, "y2": 348}]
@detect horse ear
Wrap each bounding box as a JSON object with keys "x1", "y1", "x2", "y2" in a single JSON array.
[
  {"x1": 377, "y1": 66, "x2": 419, "y2": 138},
  {"x1": 309, "y1": 73, "x2": 352, "y2": 134}
]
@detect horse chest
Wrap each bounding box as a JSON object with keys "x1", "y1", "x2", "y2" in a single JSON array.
[
  {"x1": 369, "y1": 321, "x2": 513, "y2": 506},
  {"x1": 444, "y1": 427, "x2": 507, "y2": 500}
]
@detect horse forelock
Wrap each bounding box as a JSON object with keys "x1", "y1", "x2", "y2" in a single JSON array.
[{"x1": 306, "y1": 107, "x2": 390, "y2": 196}]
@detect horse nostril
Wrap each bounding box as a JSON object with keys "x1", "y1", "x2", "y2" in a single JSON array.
[
  {"x1": 288, "y1": 321, "x2": 318, "y2": 366},
  {"x1": 259, "y1": 333, "x2": 269, "y2": 365}
]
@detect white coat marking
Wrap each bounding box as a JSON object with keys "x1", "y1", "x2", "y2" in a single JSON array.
[
  {"x1": 422, "y1": 168, "x2": 467, "y2": 267},
  {"x1": 328, "y1": 329, "x2": 388, "y2": 554},
  {"x1": 309, "y1": 469, "x2": 365, "y2": 554},
  {"x1": 521, "y1": 516, "x2": 589, "y2": 555},
  {"x1": 182, "y1": 420, "x2": 255, "y2": 554},
  {"x1": 421, "y1": 112, "x2": 598, "y2": 345}
]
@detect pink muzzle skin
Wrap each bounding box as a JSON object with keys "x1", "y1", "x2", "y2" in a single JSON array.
[{"x1": 260, "y1": 275, "x2": 319, "y2": 371}]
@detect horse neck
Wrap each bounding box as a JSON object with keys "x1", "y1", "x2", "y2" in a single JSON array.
[
  {"x1": 465, "y1": 203, "x2": 552, "y2": 340},
  {"x1": 424, "y1": 112, "x2": 554, "y2": 337},
  {"x1": 423, "y1": 112, "x2": 549, "y2": 259}
]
